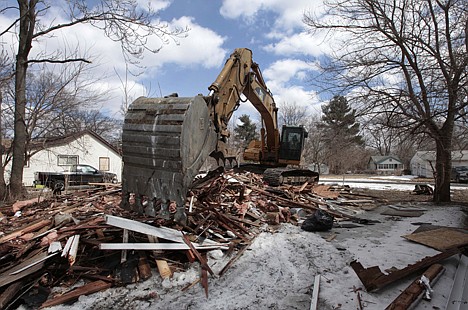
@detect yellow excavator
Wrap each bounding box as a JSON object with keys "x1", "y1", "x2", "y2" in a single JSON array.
[{"x1": 120, "y1": 48, "x2": 318, "y2": 223}]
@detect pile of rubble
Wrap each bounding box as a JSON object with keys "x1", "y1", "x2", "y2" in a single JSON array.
[{"x1": 0, "y1": 170, "x2": 384, "y2": 309}]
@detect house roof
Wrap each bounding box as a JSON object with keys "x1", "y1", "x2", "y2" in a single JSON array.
[
  {"x1": 369, "y1": 155, "x2": 402, "y2": 164},
  {"x1": 413, "y1": 150, "x2": 468, "y2": 161},
  {"x1": 29, "y1": 130, "x2": 121, "y2": 155}
]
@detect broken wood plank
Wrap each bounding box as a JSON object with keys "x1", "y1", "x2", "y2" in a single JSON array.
[
  {"x1": 0, "y1": 281, "x2": 24, "y2": 309},
  {"x1": 12, "y1": 196, "x2": 45, "y2": 212},
  {"x1": 68, "y1": 235, "x2": 80, "y2": 266},
  {"x1": 156, "y1": 260, "x2": 172, "y2": 279},
  {"x1": 350, "y1": 247, "x2": 460, "y2": 292},
  {"x1": 181, "y1": 234, "x2": 214, "y2": 277},
  {"x1": 138, "y1": 252, "x2": 152, "y2": 281},
  {"x1": 201, "y1": 254, "x2": 209, "y2": 298},
  {"x1": 121, "y1": 229, "x2": 128, "y2": 263},
  {"x1": 385, "y1": 264, "x2": 444, "y2": 310},
  {"x1": 0, "y1": 219, "x2": 52, "y2": 243},
  {"x1": 0, "y1": 250, "x2": 48, "y2": 288},
  {"x1": 40, "y1": 280, "x2": 111, "y2": 309},
  {"x1": 219, "y1": 241, "x2": 252, "y2": 276},
  {"x1": 310, "y1": 274, "x2": 320, "y2": 310}
]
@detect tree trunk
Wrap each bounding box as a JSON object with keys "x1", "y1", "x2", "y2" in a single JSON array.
[
  {"x1": 433, "y1": 137, "x2": 452, "y2": 203},
  {"x1": 9, "y1": 0, "x2": 36, "y2": 199},
  {"x1": 0, "y1": 90, "x2": 6, "y2": 200}
]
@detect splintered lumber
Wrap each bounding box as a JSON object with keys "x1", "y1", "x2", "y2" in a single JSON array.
[
  {"x1": 12, "y1": 197, "x2": 45, "y2": 212},
  {"x1": 201, "y1": 257, "x2": 209, "y2": 298},
  {"x1": 156, "y1": 260, "x2": 172, "y2": 279},
  {"x1": 181, "y1": 234, "x2": 214, "y2": 276},
  {"x1": 68, "y1": 235, "x2": 80, "y2": 266},
  {"x1": 137, "y1": 253, "x2": 152, "y2": 281},
  {"x1": 219, "y1": 241, "x2": 252, "y2": 276},
  {"x1": 0, "y1": 250, "x2": 48, "y2": 287},
  {"x1": 310, "y1": 275, "x2": 320, "y2": 310},
  {"x1": 0, "y1": 219, "x2": 52, "y2": 243},
  {"x1": 248, "y1": 186, "x2": 350, "y2": 219},
  {"x1": 0, "y1": 281, "x2": 24, "y2": 309},
  {"x1": 40, "y1": 280, "x2": 112, "y2": 308},
  {"x1": 385, "y1": 264, "x2": 444, "y2": 310},
  {"x1": 350, "y1": 247, "x2": 460, "y2": 292}
]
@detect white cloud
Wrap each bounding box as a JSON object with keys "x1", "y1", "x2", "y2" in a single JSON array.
[
  {"x1": 220, "y1": 0, "x2": 325, "y2": 32},
  {"x1": 263, "y1": 58, "x2": 319, "y2": 83},
  {"x1": 143, "y1": 16, "x2": 227, "y2": 70},
  {"x1": 0, "y1": 5, "x2": 228, "y2": 119},
  {"x1": 263, "y1": 31, "x2": 332, "y2": 57},
  {"x1": 135, "y1": 0, "x2": 172, "y2": 12}
]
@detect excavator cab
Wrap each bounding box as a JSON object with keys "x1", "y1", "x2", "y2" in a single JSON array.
[{"x1": 278, "y1": 125, "x2": 308, "y2": 164}]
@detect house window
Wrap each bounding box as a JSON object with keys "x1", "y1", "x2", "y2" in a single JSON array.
[
  {"x1": 58, "y1": 155, "x2": 78, "y2": 166},
  {"x1": 99, "y1": 157, "x2": 110, "y2": 171}
]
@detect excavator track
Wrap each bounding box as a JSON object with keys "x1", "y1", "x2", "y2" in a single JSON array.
[
  {"x1": 121, "y1": 95, "x2": 217, "y2": 220},
  {"x1": 263, "y1": 168, "x2": 319, "y2": 187}
]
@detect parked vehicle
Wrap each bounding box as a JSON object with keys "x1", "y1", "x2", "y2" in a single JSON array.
[
  {"x1": 35, "y1": 164, "x2": 118, "y2": 190},
  {"x1": 451, "y1": 166, "x2": 468, "y2": 183}
]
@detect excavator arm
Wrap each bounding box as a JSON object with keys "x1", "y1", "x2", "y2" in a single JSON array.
[{"x1": 208, "y1": 48, "x2": 280, "y2": 165}]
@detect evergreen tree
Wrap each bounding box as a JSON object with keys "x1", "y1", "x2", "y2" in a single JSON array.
[
  {"x1": 321, "y1": 96, "x2": 363, "y2": 144},
  {"x1": 234, "y1": 114, "x2": 258, "y2": 147},
  {"x1": 320, "y1": 95, "x2": 364, "y2": 173}
]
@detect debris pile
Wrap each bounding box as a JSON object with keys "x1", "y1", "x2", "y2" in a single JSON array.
[{"x1": 0, "y1": 170, "x2": 382, "y2": 309}]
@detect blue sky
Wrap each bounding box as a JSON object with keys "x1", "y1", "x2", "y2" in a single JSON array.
[{"x1": 0, "y1": 0, "x2": 332, "y2": 122}]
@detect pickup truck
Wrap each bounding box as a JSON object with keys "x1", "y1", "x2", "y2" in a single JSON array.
[
  {"x1": 451, "y1": 166, "x2": 468, "y2": 183},
  {"x1": 34, "y1": 164, "x2": 118, "y2": 190}
]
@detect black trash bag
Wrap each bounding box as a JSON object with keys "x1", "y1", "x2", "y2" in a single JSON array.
[{"x1": 301, "y1": 209, "x2": 334, "y2": 232}]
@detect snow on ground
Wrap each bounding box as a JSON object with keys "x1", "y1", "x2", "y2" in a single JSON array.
[
  {"x1": 37, "y1": 203, "x2": 467, "y2": 310},
  {"x1": 320, "y1": 175, "x2": 468, "y2": 191},
  {"x1": 34, "y1": 179, "x2": 468, "y2": 310}
]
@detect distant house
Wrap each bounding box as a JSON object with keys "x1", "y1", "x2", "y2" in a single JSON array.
[
  {"x1": 410, "y1": 150, "x2": 468, "y2": 178},
  {"x1": 3, "y1": 130, "x2": 122, "y2": 186},
  {"x1": 367, "y1": 155, "x2": 404, "y2": 175}
]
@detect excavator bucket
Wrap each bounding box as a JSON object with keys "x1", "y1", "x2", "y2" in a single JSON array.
[{"x1": 121, "y1": 95, "x2": 217, "y2": 223}]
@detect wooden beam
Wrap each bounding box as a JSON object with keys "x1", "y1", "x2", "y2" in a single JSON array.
[
  {"x1": 351, "y1": 247, "x2": 460, "y2": 292},
  {"x1": 40, "y1": 280, "x2": 111, "y2": 309},
  {"x1": 310, "y1": 275, "x2": 320, "y2": 310},
  {"x1": 385, "y1": 264, "x2": 444, "y2": 310},
  {"x1": 181, "y1": 234, "x2": 214, "y2": 277},
  {"x1": 0, "y1": 219, "x2": 52, "y2": 243}
]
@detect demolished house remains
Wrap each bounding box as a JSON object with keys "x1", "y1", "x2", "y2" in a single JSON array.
[{"x1": 0, "y1": 169, "x2": 467, "y2": 309}]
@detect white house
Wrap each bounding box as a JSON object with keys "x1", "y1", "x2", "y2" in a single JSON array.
[
  {"x1": 367, "y1": 155, "x2": 404, "y2": 175},
  {"x1": 4, "y1": 130, "x2": 122, "y2": 186},
  {"x1": 410, "y1": 150, "x2": 468, "y2": 178}
]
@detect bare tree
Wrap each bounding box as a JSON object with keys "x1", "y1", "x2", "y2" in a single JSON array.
[
  {"x1": 0, "y1": 51, "x2": 14, "y2": 200},
  {"x1": 301, "y1": 114, "x2": 328, "y2": 173},
  {"x1": 304, "y1": 0, "x2": 467, "y2": 202},
  {"x1": 2, "y1": 0, "x2": 187, "y2": 199},
  {"x1": 278, "y1": 101, "x2": 308, "y2": 126}
]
